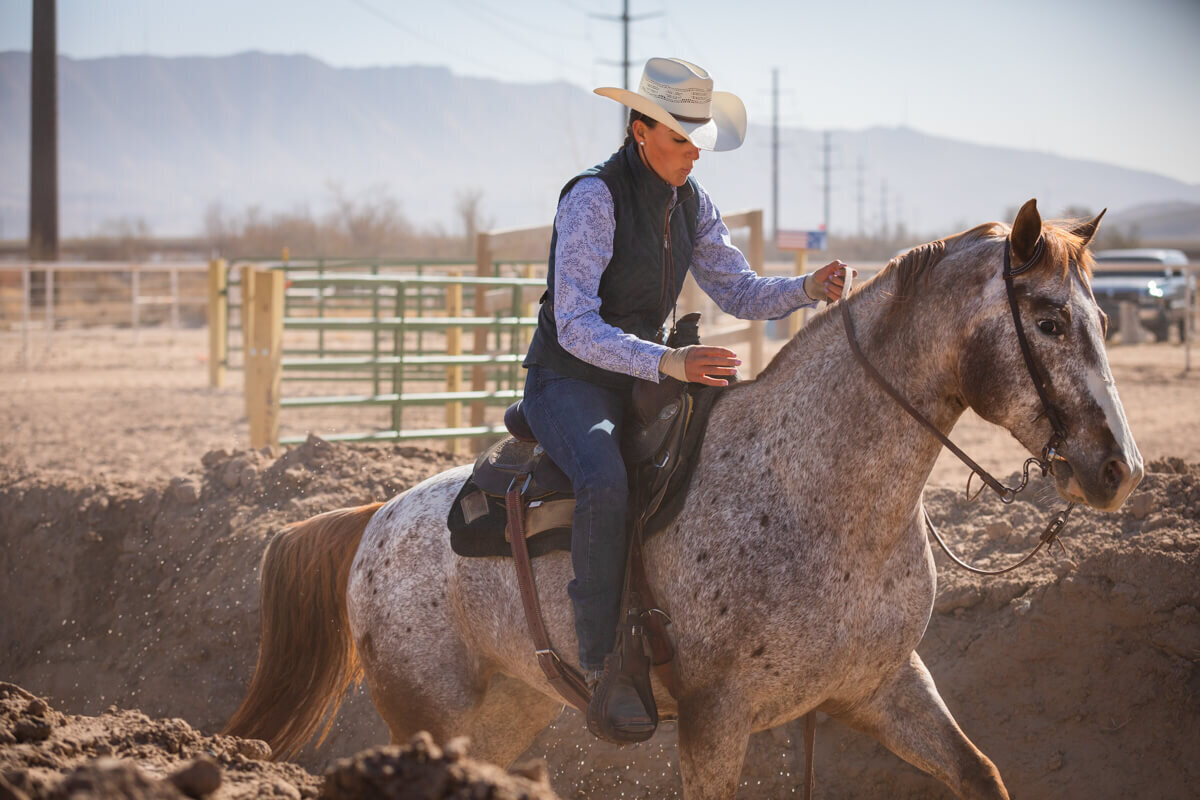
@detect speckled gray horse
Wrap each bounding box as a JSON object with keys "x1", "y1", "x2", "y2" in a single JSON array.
[{"x1": 227, "y1": 200, "x2": 1142, "y2": 799}]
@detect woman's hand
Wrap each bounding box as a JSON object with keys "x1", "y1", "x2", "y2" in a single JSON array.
[
  {"x1": 659, "y1": 345, "x2": 741, "y2": 386},
  {"x1": 810, "y1": 260, "x2": 858, "y2": 301}
]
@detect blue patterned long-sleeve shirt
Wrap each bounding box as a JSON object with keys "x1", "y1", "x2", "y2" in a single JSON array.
[{"x1": 552, "y1": 177, "x2": 820, "y2": 382}]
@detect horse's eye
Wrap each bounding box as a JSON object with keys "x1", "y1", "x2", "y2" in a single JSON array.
[{"x1": 1037, "y1": 319, "x2": 1063, "y2": 337}]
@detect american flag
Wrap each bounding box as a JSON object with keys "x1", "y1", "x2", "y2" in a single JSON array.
[{"x1": 776, "y1": 229, "x2": 826, "y2": 251}]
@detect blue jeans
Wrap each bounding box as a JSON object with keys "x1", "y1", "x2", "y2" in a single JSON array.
[{"x1": 521, "y1": 365, "x2": 630, "y2": 671}]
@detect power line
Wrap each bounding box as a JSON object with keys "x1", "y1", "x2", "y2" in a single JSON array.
[
  {"x1": 559, "y1": 0, "x2": 600, "y2": 12},
  {"x1": 772, "y1": 68, "x2": 778, "y2": 242},
  {"x1": 661, "y1": 10, "x2": 714, "y2": 70},
  {"x1": 351, "y1": 0, "x2": 597, "y2": 87},
  {"x1": 452, "y1": 0, "x2": 591, "y2": 79},
  {"x1": 856, "y1": 157, "x2": 865, "y2": 236},
  {"x1": 458, "y1": 0, "x2": 589, "y2": 40},
  {"x1": 346, "y1": 0, "x2": 504, "y2": 75}
]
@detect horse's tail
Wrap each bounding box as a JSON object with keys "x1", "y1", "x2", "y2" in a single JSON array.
[{"x1": 224, "y1": 502, "x2": 383, "y2": 760}]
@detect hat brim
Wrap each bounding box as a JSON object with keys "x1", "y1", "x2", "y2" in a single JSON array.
[{"x1": 594, "y1": 87, "x2": 747, "y2": 152}]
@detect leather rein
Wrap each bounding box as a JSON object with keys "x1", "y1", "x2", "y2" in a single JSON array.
[{"x1": 841, "y1": 236, "x2": 1077, "y2": 575}]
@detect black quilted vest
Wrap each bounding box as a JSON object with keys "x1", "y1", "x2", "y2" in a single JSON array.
[{"x1": 523, "y1": 141, "x2": 700, "y2": 390}]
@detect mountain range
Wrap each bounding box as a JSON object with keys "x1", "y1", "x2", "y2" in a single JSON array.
[{"x1": 2, "y1": 51, "x2": 1199, "y2": 243}]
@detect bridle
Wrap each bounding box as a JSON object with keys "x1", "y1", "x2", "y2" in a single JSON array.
[
  {"x1": 1000, "y1": 235, "x2": 1070, "y2": 470},
  {"x1": 841, "y1": 235, "x2": 1077, "y2": 575}
]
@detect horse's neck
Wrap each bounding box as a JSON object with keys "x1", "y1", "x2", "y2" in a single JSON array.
[{"x1": 728, "y1": 277, "x2": 966, "y2": 536}]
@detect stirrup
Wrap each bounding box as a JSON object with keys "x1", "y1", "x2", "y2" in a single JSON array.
[{"x1": 585, "y1": 654, "x2": 657, "y2": 744}]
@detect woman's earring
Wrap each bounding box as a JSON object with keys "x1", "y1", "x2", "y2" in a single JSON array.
[{"x1": 639, "y1": 140, "x2": 645, "y2": 146}]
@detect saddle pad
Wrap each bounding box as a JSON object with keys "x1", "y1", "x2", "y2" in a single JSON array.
[{"x1": 448, "y1": 476, "x2": 573, "y2": 558}]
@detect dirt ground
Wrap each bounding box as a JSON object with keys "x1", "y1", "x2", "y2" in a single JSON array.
[{"x1": 1, "y1": 327, "x2": 1198, "y2": 798}]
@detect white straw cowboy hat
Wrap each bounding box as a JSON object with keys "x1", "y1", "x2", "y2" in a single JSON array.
[{"x1": 595, "y1": 57, "x2": 747, "y2": 152}]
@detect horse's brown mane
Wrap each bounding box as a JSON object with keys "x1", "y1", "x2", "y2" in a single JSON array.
[
  {"x1": 1041, "y1": 219, "x2": 1097, "y2": 279},
  {"x1": 885, "y1": 219, "x2": 1095, "y2": 302},
  {"x1": 890, "y1": 223, "x2": 992, "y2": 300}
]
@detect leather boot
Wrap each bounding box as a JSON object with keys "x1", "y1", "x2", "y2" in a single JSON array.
[{"x1": 585, "y1": 653, "x2": 656, "y2": 744}]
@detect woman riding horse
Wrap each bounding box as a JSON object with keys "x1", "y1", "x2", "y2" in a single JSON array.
[
  {"x1": 520, "y1": 56, "x2": 850, "y2": 741},
  {"x1": 227, "y1": 197, "x2": 1142, "y2": 799}
]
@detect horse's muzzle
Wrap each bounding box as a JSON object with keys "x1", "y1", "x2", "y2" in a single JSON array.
[{"x1": 1054, "y1": 449, "x2": 1143, "y2": 512}]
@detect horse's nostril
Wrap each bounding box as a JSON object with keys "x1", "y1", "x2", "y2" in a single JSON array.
[{"x1": 1103, "y1": 457, "x2": 1130, "y2": 493}]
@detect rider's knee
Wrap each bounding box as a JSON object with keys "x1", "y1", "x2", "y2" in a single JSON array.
[{"x1": 575, "y1": 472, "x2": 628, "y2": 509}]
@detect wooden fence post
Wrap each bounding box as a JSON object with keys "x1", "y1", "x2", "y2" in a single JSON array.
[
  {"x1": 131, "y1": 266, "x2": 140, "y2": 343},
  {"x1": 240, "y1": 263, "x2": 256, "y2": 414},
  {"x1": 471, "y1": 231, "x2": 492, "y2": 428},
  {"x1": 247, "y1": 269, "x2": 284, "y2": 449},
  {"x1": 521, "y1": 262, "x2": 537, "y2": 351},
  {"x1": 747, "y1": 210, "x2": 765, "y2": 376},
  {"x1": 445, "y1": 276, "x2": 464, "y2": 455},
  {"x1": 679, "y1": 273, "x2": 700, "y2": 316},
  {"x1": 21, "y1": 265, "x2": 31, "y2": 367},
  {"x1": 170, "y1": 267, "x2": 180, "y2": 330},
  {"x1": 1118, "y1": 302, "x2": 1144, "y2": 345},
  {"x1": 207, "y1": 258, "x2": 227, "y2": 388},
  {"x1": 789, "y1": 249, "x2": 809, "y2": 339},
  {"x1": 242, "y1": 268, "x2": 258, "y2": 440},
  {"x1": 45, "y1": 266, "x2": 54, "y2": 349},
  {"x1": 1185, "y1": 264, "x2": 1194, "y2": 373}
]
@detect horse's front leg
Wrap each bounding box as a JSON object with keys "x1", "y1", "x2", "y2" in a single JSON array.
[
  {"x1": 677, "y1": 686, "x2": 753, "y2": 800},
  {"x1": 831, "y1": 651, "x2": 1009, "y2": 800}
]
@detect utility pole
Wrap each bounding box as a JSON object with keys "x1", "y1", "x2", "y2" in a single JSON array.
[
  {"x1": 880, "y1": 178, "x2": 889, "y2": 239},
  {"x1": 856, "y1": 157, "x2": 866, "y2": 237},
  {"x1": 772, "y1": 68, "x2": 779, "y2": 243},
  {"x1": 821, "y1": 131, "x2": 832, "y2": 236},
  {"x1": 29, "y1": 0, "x2": 58, "y2": 261},
  {"x1": 594, "y1": 0, "x2": 661, "y2": 141}
]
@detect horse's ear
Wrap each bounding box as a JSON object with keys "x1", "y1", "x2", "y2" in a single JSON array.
[
  {"x1": 1011, "y1": 199, "x2": 1042, "y2": 265},
  {"x1": 1070, "y1": 208, "x2": 1106, "y2": 247}
]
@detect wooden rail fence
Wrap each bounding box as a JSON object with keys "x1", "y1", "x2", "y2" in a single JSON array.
[
  {"x1": 1, "y1": 261, "x2": 209, "y2": 366},
  {"x1": 224, "y1": 267, "x2": 541, "y2": 449}
]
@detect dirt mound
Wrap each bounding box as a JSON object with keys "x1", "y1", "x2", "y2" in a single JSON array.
[
  {"x1": 0, "y1": 683, "x2": 559, "y2": 800},
  {"x1": 0, "y1": 436, "x2": 458, "y2": 762},
  {"x1": 321, "y1": 732, "x2": 557, "y2": 800},
  {"x1": 2, "y1": 440, "x2": 1198, "y2": 798},
  {"x1": 0, "y1": 680, "x2": 318, "y2": 799}
]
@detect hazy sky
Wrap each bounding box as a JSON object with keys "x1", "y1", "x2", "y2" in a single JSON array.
[{"x1": 3, "y1": 0, "x2": 1199, "y2": 184}]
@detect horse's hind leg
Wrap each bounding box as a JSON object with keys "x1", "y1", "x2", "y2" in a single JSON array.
[
  {"x1": 465, "y1": 673, "x2": 564, "y2": 766},
  {"x1": 831, "y1": 651, "x2": 1009, "y2": 800},
  {"x1": 365, "y1": 654, "x2": 561, "y2": 768}
]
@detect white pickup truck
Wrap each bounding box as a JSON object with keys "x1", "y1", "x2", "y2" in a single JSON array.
[{"x1": 1091, "y1": 248, "x2": 1192, "y2": 342}]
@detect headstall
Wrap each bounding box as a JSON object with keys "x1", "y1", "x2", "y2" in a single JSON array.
[{"x1": 841, "y1": 236, "x2": 1076, "y2": 575}]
